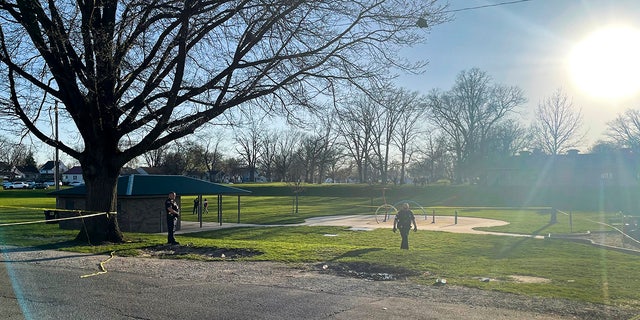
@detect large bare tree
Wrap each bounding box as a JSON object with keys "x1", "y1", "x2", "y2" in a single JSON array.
[
  {"x1": 427, "y1": 68, "x2": 525, "y2": 183},
  {"x1": 273, "y1": 129, "x2": 300, "y2": 182},
  {"x1": 0, "y1": 1, "x2": 446, "y2": 242},
  {"x1": 197, "y1": 130, "x2": 227, "y2": 182},
  {"x1": 606, "y1": 108, "x2": 640, "y2": 152},
  {"x1": 485, "y1": 119, "x2": 530, "y2": 159},
  {"x1": 531, "y1": 88, "x2": 585, "y2": 155},
  {"x1": 297, "y1": 112, "x2": 340, "y2": 183},
  {"x1": 369, "y1": 86, "x2": 414, "y2": 184},
  {"x1": 411, "y1": 130, "x2": 452, "y2": 183},
  {"x1": 257, "y1": 129, "x2": 278, "y2": 182},
  {"x1": 0, "y1": 137, "x2": 31, "y2": 167},
  {"x1": 389, "y1": 89, "x2": 425, "y2": 184},
  {"x1": 234, "y1": 121, "x2": 261, "y2": 182},
  {"x1": 336, "y1": 95, "x2": 376, "y2": 183}
]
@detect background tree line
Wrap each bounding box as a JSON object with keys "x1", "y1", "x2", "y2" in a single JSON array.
[
  {"x1": 64, "y1": 68, "x2": 633, "y2": 186},
  {"x1": 6, "y1": 66, "x2": 640, "y2": 186}
]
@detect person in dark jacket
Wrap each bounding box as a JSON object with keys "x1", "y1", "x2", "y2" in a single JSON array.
[
  {"x1": 165, "y1": 192, "x2": 180, "y2": 245},
  {"x1": 393, "y1": 203, "x2": 417, "y2": 249},
  {"x1": 193, "y1": 198, "x2": 199, "y2": 214}
]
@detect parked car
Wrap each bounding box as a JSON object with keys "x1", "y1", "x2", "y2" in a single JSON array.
[
  {"x1": 33, "y1": 182, "x2": 49, "y2": 189},
  {"x1": 44, "y1": 181, "x2": 62, "y2": 187},
  {"x1": 2, "y1": 181, "x2": 13, "y2": 189},
  {"x1": 69, "y1": 181, "x2": 85, "y2": 187},
  {"x1": 6, "y1": 181, "x2": 30, "y2": 189}
]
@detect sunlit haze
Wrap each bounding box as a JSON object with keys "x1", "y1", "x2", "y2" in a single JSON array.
[
  {"x1": 397, "y1": 0, "x2": 640, "y2": 152},
  {"x1": 568, "y1": 26, "x2": 640, "y2": 100}
]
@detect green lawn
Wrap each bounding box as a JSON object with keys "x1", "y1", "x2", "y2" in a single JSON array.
[{"x1": 0, "y1": 186, "x2": 639, "y2": 308}]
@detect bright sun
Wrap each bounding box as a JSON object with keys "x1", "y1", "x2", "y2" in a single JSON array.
[{"x1": 568, "y1": 26, "x2": 640, "y2": 100}]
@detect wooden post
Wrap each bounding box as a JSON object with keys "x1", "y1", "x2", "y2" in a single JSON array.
[
  {"x1": 569, "y1": 211, "x2": 573, "y2": 233},
  {"x1": 198, "y1": 194, "x2": 203, "y2": 228},
  {"x1": 217, "y1": 194, "x2": 222, "y2": 226}
]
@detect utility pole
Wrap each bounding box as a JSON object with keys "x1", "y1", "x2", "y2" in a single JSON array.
[{"x1": 55, "y1": 101, "x2": 60, "y2": 191}]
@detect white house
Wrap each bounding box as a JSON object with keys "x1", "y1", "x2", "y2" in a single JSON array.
[
  {"x1": 39, "y1": 160, "x2": 68, "y2": 177},
  {"x1": 62, "y1": 166, "x2": 84, "y2": 185}
]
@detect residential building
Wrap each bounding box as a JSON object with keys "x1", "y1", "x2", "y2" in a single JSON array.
[
  {"x1": 39, "y1": 160, "x2": 68, "y2": 182},
  {"x1": 62, "y1": 166, "x2": 84, "y2": 185},
  {"x1": 16, "y1": 165, "x2": 40, "y2": 181},
  {"x1": 0, "y1": 162, "x2": 24, "y2": 181}
]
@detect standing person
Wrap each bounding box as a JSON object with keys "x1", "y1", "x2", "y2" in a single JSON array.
[
  {"x1": 192, "y1": 198, "x2": 199, "y2": 214},
  {"x1": 393, "y1": 203, "x2": 417, "y2": 250},
  {"x1": 203, "y1": 198, "x2": 208, "y2": 214},
  {"x1": 165, "y1": 192, "x2": 180, "y2": 245}
]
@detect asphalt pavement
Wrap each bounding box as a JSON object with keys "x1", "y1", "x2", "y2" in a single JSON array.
[{"x1": 0, "y1": 246, "x2": 573, "y2": 320}]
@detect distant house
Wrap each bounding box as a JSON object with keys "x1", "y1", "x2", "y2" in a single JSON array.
[
  {"x1": 485, "y1": 149, "x2": 640, "y2": 187},
  {"x1": 49, "y1": 175, "x2": 251, "y2": 233},
  {"x1": 39, "y1": 160, "x2": 68, "y2": 181},
  {"x1": 16, "y1": 165, "x2": 40, "y2": 181},
  {"x1": 0, "y1": 162, "x2": 24, "y2": 181},
  {"x1": 62, "y1": 166, "x2": 84, "y2": 185}
]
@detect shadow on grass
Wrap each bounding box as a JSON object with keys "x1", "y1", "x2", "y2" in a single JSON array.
[
  {"x1": 330, "y1": 247, "x2": 384, "y2": 260},
  {"x1": 495, "y1": 223, "x2": 554, "y2": 259},
  {"x1": 531, "y1": 223, "x2": 555, "y2": 236}
]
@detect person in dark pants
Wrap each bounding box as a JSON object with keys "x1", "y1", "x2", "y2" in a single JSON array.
[
  {"x1": 393, "y1": 203, "x2": 417, "y2": 249},
  {"x1": 165, "y1": 192, "x2": 180, "y2": 245}
]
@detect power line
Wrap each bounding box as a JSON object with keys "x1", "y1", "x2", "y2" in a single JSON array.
[
  {"x1": 446, "y1": 0, "x2": 533, "y2": 13},
  {"x1": 416, "y1": 0, "x2": 534, "y2": 27}
]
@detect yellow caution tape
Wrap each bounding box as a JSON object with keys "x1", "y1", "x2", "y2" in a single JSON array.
[
  {"x1": 0, "y1": 205, "x2": 116, "y2": 215},
  {"x1": 80, "y1": 251, "x2": 116, "y2": 278},
  {"x1": 0, "y1": 212, "x2": 109, "y2": 227}
]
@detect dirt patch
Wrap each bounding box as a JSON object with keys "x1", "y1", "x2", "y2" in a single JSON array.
[
  {"x1": 317, "y1": 261, "x2": 421, "y2": 281},
  {"x1": 510, "y1": 275, "x2": 552, "y2": 284},
  {"x1": 137, "y1": 244, "x2": 263, "y2": 260}
]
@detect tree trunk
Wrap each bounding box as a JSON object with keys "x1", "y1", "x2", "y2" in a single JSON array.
[
  {"x1": 400, "y1": 152, "x2": 407, "y2": 185},
  {"x1": 75, "y1": 158, "x2": 124, "y2": 243},
  {"x1": 356, "y1": 161, "x2": 364, "y2": 183},
  {"x1": 249, "y1": 166, "x2": 256, "y2": 182}
]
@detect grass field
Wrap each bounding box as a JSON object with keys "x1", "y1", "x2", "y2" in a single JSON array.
[{"x1": 1, "y1": 185, "x2": 639, "y2": 308}]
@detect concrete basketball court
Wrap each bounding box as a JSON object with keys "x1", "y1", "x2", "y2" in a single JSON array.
[
  {"x1": 178, "y1": 215, "x2": 545, "y2": 239},
  {"x1": 303, "y1": 215, "x2": 507, "y2": 232}
]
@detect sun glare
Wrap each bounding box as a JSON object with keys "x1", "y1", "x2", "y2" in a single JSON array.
[{"x1": 568, "y1": 26, "x2": 640, "y2": 100}]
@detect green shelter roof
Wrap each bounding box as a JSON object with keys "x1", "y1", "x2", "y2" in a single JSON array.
[{"x1": 49, "y1": 174, "x2": 251, "y2": 196}]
